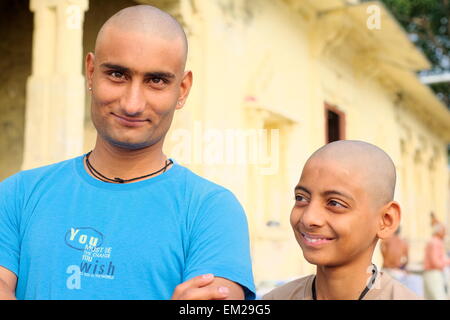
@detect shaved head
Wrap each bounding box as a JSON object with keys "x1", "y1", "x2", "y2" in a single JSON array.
[
  {"x1": 307, "y1": 140, "x2": 397, "y2": 207},
  {"x1": 95, "y1": 5, "x2": 188, "y2": 67},
  {"x1": 85, "y1": 5, "x2": 194, "y2": 153},
  {"x1": 291, "y1": 140, "x2": 401, "y2": 270}
]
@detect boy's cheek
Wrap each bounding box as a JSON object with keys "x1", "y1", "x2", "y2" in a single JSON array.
[
  {"x1": 290, "y1": 208, "x2": 302, "y2": 227},
  {"x1": 292, "y1": 229, "x2": 303, "y2": 245}
]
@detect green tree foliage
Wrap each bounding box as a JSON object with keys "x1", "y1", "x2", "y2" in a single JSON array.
[{"x1": 373, "y1": 0, "x2": 450, "y2": 107}]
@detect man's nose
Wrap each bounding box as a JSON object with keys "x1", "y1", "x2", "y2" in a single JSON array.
[{"x1": 121, "y1": 81, "x2": 146, "y2": 116}]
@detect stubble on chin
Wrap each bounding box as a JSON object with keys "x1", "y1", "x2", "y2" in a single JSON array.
[{"x1": 99, "y1": 129, "x2": 155, "y2": 150}]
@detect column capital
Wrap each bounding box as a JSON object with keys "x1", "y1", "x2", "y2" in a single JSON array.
[
  {"x1": 400, "y1": 138, "x2": 414, "y2": 157},
  {"x1": 30, "y1": 0, "x2": 88, "y2": 12},
  {"x1": 23, "y1": 0, "x2": 88, "y2": 170}
]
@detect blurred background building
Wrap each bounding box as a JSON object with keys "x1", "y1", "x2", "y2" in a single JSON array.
[{"x1": 1, "y1": 0, "x2": 449, "y2": 296}]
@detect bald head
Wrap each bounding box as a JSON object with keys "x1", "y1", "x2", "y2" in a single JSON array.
[
  {"x1": 95, "y1": 5, "x2": 188, "y2": 65},
  {"x1": 308, "y1": 140, "x2": 397, "y2": 207}
]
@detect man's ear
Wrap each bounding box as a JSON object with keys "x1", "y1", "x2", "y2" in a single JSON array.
[
  {"x1": 176, "y1": 70, "x2": 193, "y2": 110},
  {"x1": 85, "y1": 52, "x2": 95, "y2": 89},
  {"x1": 377, "y1": 201, "x2": 401, "y2": 240}
]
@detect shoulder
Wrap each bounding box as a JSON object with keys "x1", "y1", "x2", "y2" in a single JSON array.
[
  {"x1": 3, "y1": 157, "x2": 78, "y2": 184},
  {"x1": 387, "y1": 273, "x2": 422, "y2": 300},
  {"x1": 368, "y1": 272, "x2": 422, "y2": 300},
  {"x1": 0, "y1": 157, "x2": 80, "y2": 199},
  {"x1": 0, "y1": 157, "x2": 79, "y2": 225},
  {"x1": 175, "y1": 164, "x2": 229, "y2": 192},
  {"x1": 172, "y1": 163, "x2": 246, "y2": 224},
  {"x1": 174, "y1": 163, "x2": 239, "y2": 202},
  {"x1": 262, "y1": 275, "x2": 314, "y2": 300}
]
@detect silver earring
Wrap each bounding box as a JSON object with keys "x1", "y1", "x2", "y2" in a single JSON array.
[{"x1": 88, "y1": 87, "x2": 92, "y2": 91}]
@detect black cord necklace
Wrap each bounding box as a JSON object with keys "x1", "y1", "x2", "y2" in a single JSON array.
[
  {"x1": 311, "y1": 264, "x2": 378, "y2": 300},
  {"x1": 85, "y1": 151, "x2": 173, "y2": 184}
]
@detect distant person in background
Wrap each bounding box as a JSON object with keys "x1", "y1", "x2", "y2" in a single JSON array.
[
  {"x1": 380, "y1": 227, "x2": 423, "y2": 297},
  {"x1": 430, "y1": 212, "x2": 439, "y2": 227},
  {"x1": 381, "y1": 227, "x2": 409, "y2": 276},
  {"x1": 423, "y1": 222, "x2": 450, "y2": 300}
]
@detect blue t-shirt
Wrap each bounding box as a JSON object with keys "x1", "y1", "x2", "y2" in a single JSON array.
[{"x1": 0, "y1": 155, "x2": 255, "y2": 300}]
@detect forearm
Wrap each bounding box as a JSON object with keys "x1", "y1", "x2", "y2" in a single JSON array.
[{"x1": 0, "y1": 279, "x2": 16, "y2": 300}]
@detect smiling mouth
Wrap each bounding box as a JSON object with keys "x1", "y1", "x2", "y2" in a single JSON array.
[
  {"x1": 301, "y1": 232, "x2": 335, "y2": 245},
  {"x1": 112, "y1": 113, "x2": 148, "y2": 122},
  {"x1": 112, "y1": 113, "x2": 150, "y2": 127}
]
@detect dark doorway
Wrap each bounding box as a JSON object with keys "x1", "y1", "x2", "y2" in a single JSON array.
[
  {"x1": 325, "y1": 103, "x2": 345, "y2": 143},
  {"x1": 0, "y1": 0, "x2": 33, "y2": 180}
]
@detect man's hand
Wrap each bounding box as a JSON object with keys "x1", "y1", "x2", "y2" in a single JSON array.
[{"x1": 172, "y1": 274, "x2": 244, "y2": 300}]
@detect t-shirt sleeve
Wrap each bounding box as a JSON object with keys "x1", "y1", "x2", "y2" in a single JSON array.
[
  {"x1": 183, "y1": 189, "x2": 256, "y2": 299},
  {"x1": 0, "y1": 174, "x2": 22, "y2": 277}
]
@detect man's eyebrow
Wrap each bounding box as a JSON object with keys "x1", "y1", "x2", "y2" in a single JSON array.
[
  {"x1": 100, "y1": 63, "x2": 176, "y2": 79},
  {"x1": 294, "y1": 185, "x2": 311, "y2": 195},
  {"x1": 143, "y1": 71, "x2": 176, "y2": 79},
  {"x1": 322, "y1": 190, "x2": 354, "y2": 201},
  {"x1": 100, "y1": 63, "x2": 130, "y2": 73}
]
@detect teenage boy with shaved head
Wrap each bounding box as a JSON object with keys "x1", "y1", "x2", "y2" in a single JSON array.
[
  {"x1": 0, "y1": 5, "x2": 255, "y2": 300},
  {"x1": 263, "y1": 140, "x2": 420, "y2": 300}
]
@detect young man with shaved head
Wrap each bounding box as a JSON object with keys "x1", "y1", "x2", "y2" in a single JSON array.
[
  {"x1": 263, "y1": 140, "x2": 420, "y2": 300},
  {"x1": 0, "y1": 5, "x2": 255, "y2": 300}
]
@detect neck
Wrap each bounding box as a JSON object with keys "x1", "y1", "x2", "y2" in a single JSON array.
[
  {"x1": 315, "y1": 257, "x2": 375, "y2": 300},
  {"x1": 85, "y1": 136, "x2": 169, "y2": 182}
]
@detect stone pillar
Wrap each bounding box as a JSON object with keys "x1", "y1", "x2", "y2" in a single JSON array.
[
  {"x1": 399, "y1": 138, "x2": 415, "y2": 237},
  {"x1": 22, "y1": 0, "x2": 89, "y2": 170}
]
